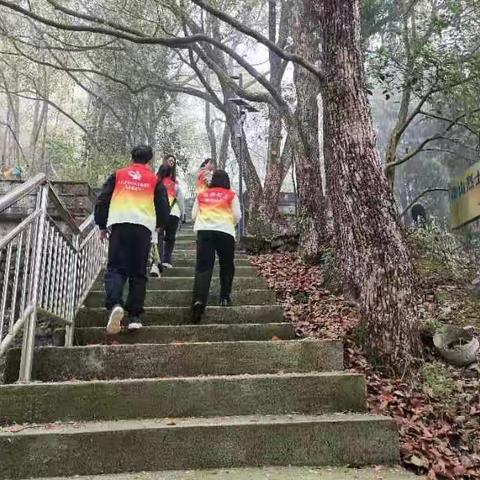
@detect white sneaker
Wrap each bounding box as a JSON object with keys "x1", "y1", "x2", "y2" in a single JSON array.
[
  {"x1": 150, "y1": 264, "x2": 161, "y2": 277},
  {"x1": 106, "y1": 305, "x2": 124, "y2": 335},
  {"x1": 162, "y1": 263, "x2": 173, "y2": 269},
  {"x1": 128, "y1": 321, "x2": 143, "y2": 331}
]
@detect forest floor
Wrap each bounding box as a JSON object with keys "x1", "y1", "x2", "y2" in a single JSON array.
[{"x1": 249, "y1": 226, "x2": 480, "y2": 480}]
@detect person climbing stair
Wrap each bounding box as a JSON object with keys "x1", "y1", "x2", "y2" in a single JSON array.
[
  {"x1": 94, "y1": 145, "x2": 170, "y2": 333},
  {"x1": 150, "y1": 163, "x2": 185, "y2": 276},
  {"x1": 191, "y1": 170, "x2": 241, "y2": 323}
]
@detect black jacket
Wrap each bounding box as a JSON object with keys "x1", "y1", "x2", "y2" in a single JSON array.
[{"x1": 94, "y1": 173, "x2": 170, "y2": 230}]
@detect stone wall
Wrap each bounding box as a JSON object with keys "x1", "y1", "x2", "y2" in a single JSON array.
[{"x1": 0, "y1": 180, "x2": 96, "y2": 237}]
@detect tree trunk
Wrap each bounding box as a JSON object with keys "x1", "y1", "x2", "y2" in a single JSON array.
[
  {"x1": 30, "y1": 99, "x2": 49, "y2": 174},
  {"x1": 255, "y1": 0, "x2": 291, "y2": 235},
  {"x1": 39, "y1": 103, "x2": 49, "y2": 175},
  {"x1": 1, "y1": 107, "x2": 11, "y2": 167},
  {"x1": 256, "y1": 104, "x2": 289, "y2": 235},
  {"x1": 222, "y1": 87, "x2": 263, "y2": 228},
  {"x1": 205, "y1": 100, "x2": 218, "y2": 163},
  {"x1": 311, "y1": 0, "x2": 421, "y2": 371},
  {"x1": 218, "y1": 121, "x2": 230, "y2": 170},
  {"x1": 291, "y1": 1, "x2": 327, "y2": 262},
  {"x1": 384, "y1": 9, "x2": 413, "y2": 189}
]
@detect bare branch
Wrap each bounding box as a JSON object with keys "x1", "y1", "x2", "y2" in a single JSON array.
[
  {"x1": 0, "y1": 120, "x2": 26, "y2": 162},
  {"x1": 386, "y1": 107, "x2": 480, "y2": 169},
  {"x1": 401, "y1": 188, "x2": 448, "y2": 218},
  {"x1": 189, "y1": 0, "x2": 324, "y2": 81}
]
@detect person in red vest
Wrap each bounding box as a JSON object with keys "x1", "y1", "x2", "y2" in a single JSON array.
[
  {"x1": 191, "y1": 170, "x2": 241, "y2": 323},
  {"x1": 94, "y1": 145, "x2": 170, "y2": 334},
  {"x1": 150, "y1": 163, "x2": 185, "y2": 276}
]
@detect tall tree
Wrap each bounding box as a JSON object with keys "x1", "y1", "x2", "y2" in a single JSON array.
[
  {"x1": 311, "y1": 0, "x2": 421, "y2": 370},
  {"x1": 291, "y1": 1, "x2": 327, "y2": 261}
]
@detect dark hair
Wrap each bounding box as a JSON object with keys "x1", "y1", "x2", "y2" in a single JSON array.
[
  {"x1": 164, "y1": 154, "x2": 176, "y2": 164},
  {"x1": 163, "y1": 154, "x2": 177, "y2": 182},
  {"x1": 210, "y1": 170, "x2": 231, "y2": 190},
  {"x1": 157, "y1": 164, "x2": 172, "y2": 181},
  {"x1": 131, "y1": 145, "x2": 153, "y2": 164},
  {"x1": 200, "y1": 158, "x2": 213, "y2": 169}
]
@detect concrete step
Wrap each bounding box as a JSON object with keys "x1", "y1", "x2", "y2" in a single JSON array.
[
  {"x1": 99, "y1": 266, "x2": 258, "y2": 278},
  {"x1": 4, "y1": 339, "x2": 343, "y2": 382},
  {"x1": 170, "y1": 244, "x2": 197, "y2": 251},
  {"x1": 171, "y1": 249, "x2": 247, "y2": 257},
  {"x1": 164, "y1": 266, "x2": 256, "y2": 276},
  {"x1": 0, "y1": 414, "x2": 399, "y2": 479},
  {"x1": 0, "y1": 372, "x2": 366, "y2": 425},
  {"x1": 172, "y1": 237, "x2": 196, "y2": 244},
  {"x1": 75, "y1": 305, "x2": 286, "y2": 327},
  {"x1": 84, "y1": 289, "x2": 277, "y2": 308},
  {"x1": 57, "y1": 323, "x2": 296, "y2": 345},
  {"x1": 164, "y1": 258, "x2": 251, "y2": 267},
  {"x1": 93, "y1": 276, "x2": 267, "y2": 291},
  {"x1": 28, "y1": 466, "x2": 421, "y2": 480}
]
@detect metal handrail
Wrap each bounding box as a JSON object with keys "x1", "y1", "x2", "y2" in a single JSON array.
[
  {"x1": 0, "y1": 178, "x2": 106, "y2": 382},
  {"x1": 0, "y1": 173, "x2": 46, "y2": 212}
]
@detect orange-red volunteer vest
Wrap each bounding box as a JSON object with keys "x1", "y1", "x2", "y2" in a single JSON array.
[
  {"x1": 107, "y1": 163, "x2": 158, "y2": 232},
  {"x1": 196, "y1": 187, "x2": 236, "y2": 236},
  {"x1": 162, "y1": 177, "x2": 178, "y2": 208}
]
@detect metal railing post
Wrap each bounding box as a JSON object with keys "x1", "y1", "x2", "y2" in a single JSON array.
[
  {"x1": 65, "y1": 235, "x2": 79, "y2": 347},
  {"x1": 18, "y1": 184, "x2": 48, "y2": 383}
]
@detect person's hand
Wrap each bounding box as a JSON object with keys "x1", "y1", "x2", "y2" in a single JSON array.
[{"x1": 99, "y1": 229, "x2": 109, "y2": 241}]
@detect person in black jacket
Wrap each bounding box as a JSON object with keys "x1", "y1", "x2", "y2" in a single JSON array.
[{"x1": 94, "y1": 145, "x2": 170, "y2": 333}]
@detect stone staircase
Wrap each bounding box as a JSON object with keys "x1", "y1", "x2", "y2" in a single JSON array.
[{"x1": 0, "y1": 227, "x2": 401, "y2": 479}]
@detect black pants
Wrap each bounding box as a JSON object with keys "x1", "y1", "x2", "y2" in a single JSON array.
[
  {"x1": 105, "y1": 223, "x2": 151, "y2": 316},
  {"x1": 193, "y1": 230, "x2": 235, "y2": 306},
  {"x1": 158, "y1": 215, "x2": 180, "y2": 265}
]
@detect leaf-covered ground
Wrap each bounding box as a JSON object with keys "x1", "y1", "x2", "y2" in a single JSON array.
[{"x1": 249, "y1": 249, "x2": 480, "y2": 480}]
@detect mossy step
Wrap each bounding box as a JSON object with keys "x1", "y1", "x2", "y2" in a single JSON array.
[
  {"x1": 75, "y1": 305, "x2": 286, "y2": 327},
  {"x1": 93, "y1": 276, "x2": 267, "y2": 291},
  {"x1": 170, "y1": 249, "x2": 247, "y2": 256},
  {"x1": 30, "y1": 466, "x2": 421, "y2": 480},
  {"x1": 84, "y1": 289, "x2": 277, "y2": 308},
  {"x1": 4, "y1": 339, "x2": 343, "y2": 383},
  {"x1": 171, "y1": 258, "x2": 250, "y2": 267},
  {"x1": 56, "y1": 323, "x2": 295, "y2": 345},
  {"x1": 0, "y1": 414, "x2": 399, "y2": 479},
  {"x1": 98, "y1": 266, "x2": 258, "y2": 278},
  {"x1": 0, "y1": 372, "x2": 366, "y2": 425}
]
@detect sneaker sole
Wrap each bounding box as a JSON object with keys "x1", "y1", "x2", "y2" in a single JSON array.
[
  {"x1": 106, "y1": 307, "x2": 124, "y2": 335},
  {"x1": 127, "y1": 323, "x2": 143, "y2": 332}
]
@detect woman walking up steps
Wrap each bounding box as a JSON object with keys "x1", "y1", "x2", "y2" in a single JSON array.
[
  {"x1": 191, "y1": 170, "x2": 241, "y2": 323},
  {"x1": 150, "y1": 163, "x2": 185, "y2": 277}
]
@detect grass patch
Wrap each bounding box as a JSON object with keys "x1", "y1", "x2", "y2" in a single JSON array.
[{"x1": 420, "y1": 361, "x2": 457, "y2": 401}]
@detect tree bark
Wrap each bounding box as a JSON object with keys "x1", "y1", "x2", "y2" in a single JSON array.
[
  {"x1": 218, "y1": 120, "x2": 230, "y2": 170},
  {"x1": 311, "y1": 0, "x2": 421, "y2": 371},
  {"x1": 291, "y1": 1, "x2": 327, "y2": 262},
  {"x1": 384, "y1": 4, "x2": 413, "y2": 188},
  {"x1": 255, "y1": 0, "x2": 292, "y2": 234},
  {"x1": 205, "y1": 100, "x2": 218, "y2": 163}
]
